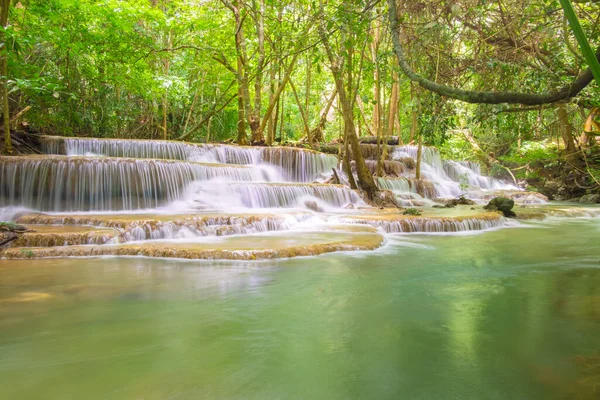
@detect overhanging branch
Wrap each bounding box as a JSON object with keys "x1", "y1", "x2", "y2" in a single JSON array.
[{"x1": 387, "y1": 0, "x2": 598, "y2": 105}]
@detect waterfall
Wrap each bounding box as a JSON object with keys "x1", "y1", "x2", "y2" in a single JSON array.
[
  {"x1": 339, "y1": 215, "x2": 504, "y2": 233},
  {"x1": 377, "y1": 177, "x2": 434, "y2": 206},
  {"x1": 41, "y1": 136, "x2": 205, "y2": 160},
  {"x1": 40, "y1": 136, "x2": 337, "y2": 182},
  {"x1": 259, "y1": 147, "x2": 338, "y2": 182},
  {"x1": 179, "y1": 181, "x2": 363, "y2": 209},
  {"x1": 443, "y1": 160, "x2": 518, "y2": 190},
  {"x1": 0, "y1": 156, "x2": 272, "y2": 211},
  {"x1": 389, "y1": 145, "x2": 518, "y2": 198}
]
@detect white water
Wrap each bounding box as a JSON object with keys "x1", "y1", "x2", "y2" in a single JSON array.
[
  {"x1": 0, "y1": 137, "x2": 553, "y2": 242},
  {"x1": 388, "y1": 146, "x2": 520, "y2": 202},
  {"x1": 0, "y1": 156, "x2": 276, "y2": 211},
  {"x1": 41, "y1": 136, "x2": 337, "y2": 183}
]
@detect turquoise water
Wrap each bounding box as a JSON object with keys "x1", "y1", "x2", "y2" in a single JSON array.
[{"x1": 1, "y1": 217, "x2": 600, "y2": 399}]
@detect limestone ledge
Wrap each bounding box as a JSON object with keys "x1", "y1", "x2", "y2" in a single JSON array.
[
  {"x1": 0, "y1": 154, "x2": 246, "y2": 169},
  {"x1": 8, "y1": 225, "x2": 121, "y2": 247},
  {"x1": 1, "y1": 231, "x2": 385, "y2": 260},
  {"x1": 514, "y1": 205, "x2": 600, "y2": 220},
  {"x1": 338, "y1": 212, "x2": 504, "y2": 233},
  {"x1": 15, "y1": 212, "x2": 313, "y2": 240},
  {"x1": 40, "y1": 135, "x2": 331, "y2": 157}
]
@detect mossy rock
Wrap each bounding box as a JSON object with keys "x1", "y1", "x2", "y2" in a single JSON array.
[{"x1": 483, "y1": 197, "x2": 516, "y2": 217}]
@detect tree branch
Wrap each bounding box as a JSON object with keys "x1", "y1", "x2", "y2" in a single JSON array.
[{"x1": 387, "y1": 0, "x2": 598, "y2": 105}]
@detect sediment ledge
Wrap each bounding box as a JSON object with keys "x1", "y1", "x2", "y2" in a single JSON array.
[
  {"x1": 8, "y1": 225, "x2": 121, "y2": 247},
  {"x1": 16, "y1": 212, "x2": 313, "y2": 240},
  {"x1": 0, "y1": 231, "x2": 385, "y2": 260},
  {"x1": 338, "y1": 212, "x2": 504, "y2": 233}
]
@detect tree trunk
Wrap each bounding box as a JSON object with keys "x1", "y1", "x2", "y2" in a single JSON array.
[
  {"x1": 557, "y1": 104, "x2": 576, "y2": 154},
  {"x1": 318, "y1": 8, "x2": 377, "y2": 198},
  {"x1": 415, "y1": 133, "x2": 423, "y2": 180},
  {"x1": 378, "y1": 68, "x2": 399, "y2": 176},
  {"x1": 266, "y1": 63, "x2": 277, "y2": 145},
  {"x1": 290, "y1": 78, "x2": 312, "y2": 145},
  {"x1": 236, "y1": 84, "x2": 247, "y2": 144},
  {"x1": 409, "y1": 82, "x2": 419, "y2": 143},
  {"x1": 311, "y1": 88, "x2": 337, "y2": 143}
]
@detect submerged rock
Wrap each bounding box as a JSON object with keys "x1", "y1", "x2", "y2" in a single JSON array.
[{"x1": 483, "y1": 197, "x2": 516, "y2": 218}]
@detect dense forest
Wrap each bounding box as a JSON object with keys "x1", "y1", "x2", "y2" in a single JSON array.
[{"x1": 1, "y1": 0, "x2": 599, "y2": 199}]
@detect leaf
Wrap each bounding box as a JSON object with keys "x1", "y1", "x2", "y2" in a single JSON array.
[
  {"x1": 560, "y1": 0, "x2": 600, "y2": 85},
  {"x1": 53, "y1": 91, "x2": 60, "y2": 98}
]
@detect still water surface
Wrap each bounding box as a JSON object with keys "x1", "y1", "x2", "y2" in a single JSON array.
[{"x1": 1, "y1": 217, "x2": 600, "y2": 399}]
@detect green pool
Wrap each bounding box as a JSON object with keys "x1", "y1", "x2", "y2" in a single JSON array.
[{"x1": 1, "y1": 217, "x2": 600, "y2": 399}]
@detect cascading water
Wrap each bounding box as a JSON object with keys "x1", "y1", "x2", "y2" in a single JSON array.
[
  {"x1": 0, "y1": 135, "x2": 548, "y2": 261},
  {"x1": 41, "y1": 136, "x2": 337, "y2": 183},
  {"x1": 178, "y1": 181, "x2": 363, "y2": 210},
  {"x1": 377, "y1": 177, "x2": 431, "y2": 207},
  {"x1": 443, "y1": 160, "x2": 518, "y2": 191},
  {"x1": 0, "y1": 156, "x2": 273, "y2": 211},
  {"x1": 389, "y1": 145, "x2": 520, "y2": 201}
]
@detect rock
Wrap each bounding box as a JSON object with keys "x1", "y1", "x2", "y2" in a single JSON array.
[
  {"x1": 343, "y1": 203, "x2": 355, "y2": 210},
  {"x1": 304, "y1": 201, "x2": 324, "y2": 212},
  {"x1": 579, "y1": 194, "x2": 600, "y2": 204},
  {"x1": 371, "y1": 190, "x2": 400, "y2": 208},
  {"x1": 539, "y1": 180, "x2": 568, "y2": 201},
  {"x1": 483, "y1": 197, "x2": 516, "y2": 218},
  {"x1": 446, "y1": 196, "x2": 476, "y2": 207}
]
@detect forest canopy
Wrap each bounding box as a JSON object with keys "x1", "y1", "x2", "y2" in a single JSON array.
[{"x1": 0, "y1": 0, "x2": 599, "y2": 178}]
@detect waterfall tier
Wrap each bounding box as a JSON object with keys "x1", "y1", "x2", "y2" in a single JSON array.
[
  {"x1": 338, "y1": 212, "x2": 504, "y2": 233},
  {"x1": 180, "y1": 182, "x2": 363, "y2": 210},
  {"x1": 0, "y1": 155, "x2": 272, "y2": 211},
  {"x1": 40, "y1": 136, "x2": 337, "y2": 182}
]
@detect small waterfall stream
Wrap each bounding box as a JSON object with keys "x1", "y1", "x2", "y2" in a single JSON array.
[{"x1": 382, "y1": 145, "x2": 521, "y2": 204}]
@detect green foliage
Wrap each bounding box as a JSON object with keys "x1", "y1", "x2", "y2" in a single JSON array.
[
  {"x1": 439, "y1": 134, "x2": 474, "y2": 161},
  {"x1": 0, "y1": 0, "x2": 597, "y2": 182},
  {"x1": 402, "y1": 208, "x2": 423, "y2": 216},
  {"x1": 0, "y1": 221, "x2": 18, "y2": 229},
  {"x1": 560, "y1": 0, "x2": 600, "y2": 85},
  {"x1": 499, "y1": 140, "x2": 559, "y2": 165},
  {"x1": 19, "y1": 249, "x2": 34, "y2": 258}
]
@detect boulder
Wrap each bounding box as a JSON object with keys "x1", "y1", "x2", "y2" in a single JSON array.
[{"x1": 483, "y1": 197, "x2": 516, "y2": 218}]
